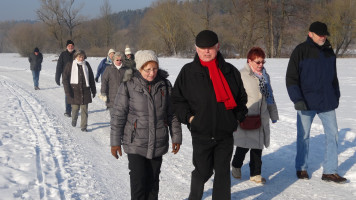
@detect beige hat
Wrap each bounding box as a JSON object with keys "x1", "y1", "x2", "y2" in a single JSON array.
[
  {"x1": 108, "y1": 49, "x2": 115, "y2": 56},
  {"x1": 134, "y1": 50, "x2": 158, "y2": 70},
  {"x1": 125, "y1": 46, "x2": 132, "y2": 55}
]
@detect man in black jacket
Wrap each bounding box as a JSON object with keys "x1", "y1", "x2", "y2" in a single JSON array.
[
  {"x1": 55, "y1": 40, "x2": 76, "y2": 117},
  {"x1": 286, "y1": 21, "x2": 346, "y2": 183},
  {"x1": 172, "y1": 30, "x2": 247, "y2": 200},
  {"x1": 28, "y1": 47, "x2": 43, "y2": 90}
]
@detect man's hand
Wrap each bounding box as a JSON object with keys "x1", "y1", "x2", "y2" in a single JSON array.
[
  {"x1": 95, "y1": 77, "x2": 99, "y2": 82},
  {"x1": 56, "y1": 80, "x2": 60, "y2": 86},
  {"x1": 111, "y1": 146, "x2": 122, "y2": 159},
  {"x1": 172, "y1": 143, "x2": 180, "y2": 154},
  {"x1": 294, "y1": 101, "x2": 307, "y2": 111},
  {"x1": 189, "y1": 116, "x2": 194, "y2": 124},
  {"x1": 92, "y1": 93, "x2": 96, "y2": 98}
]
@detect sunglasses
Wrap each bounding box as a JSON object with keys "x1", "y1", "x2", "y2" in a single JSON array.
[
  {"x1": 142, "y1": 68, "x2": 158, "y2": 73},
  {"x1": 115, "y1": 59, "x2": 122, "y2": 61},
  {"x1": 253, "y1": 60, "x2": 266, "y2": 65}
]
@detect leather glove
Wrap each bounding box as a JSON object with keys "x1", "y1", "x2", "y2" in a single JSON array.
[
  {"x1": 98, "y1": 93, "x2": 107, "y2": 102},
  {"x1": 294, "y1": 101, "x2": 307, "y2": 111},
  {"x1": 172, "y1": 143, "x2": 181, "y2": 154},
  {"x1": 56, "y1": 80, "x2": 60, "y2": 86},
  {"x1": 92, "y1": 93, "x2": 96, "y2": 98},
  {"x1": 95, "y1": 77, "x2": 99, "y2": 82},
  {"x1": 111, "y1": 146, "x2": 122, "y2": 159}
]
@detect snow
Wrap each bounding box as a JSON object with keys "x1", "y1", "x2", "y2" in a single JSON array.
[{"x1": 0, "y1": 53, "x2": 355, "y2": 200}]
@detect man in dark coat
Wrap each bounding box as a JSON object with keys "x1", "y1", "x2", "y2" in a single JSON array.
[
  {"x1": 286, "y1": 21, "x2": 346, "y2": 183},
  {"x1": 172, "y1": 30, "x2": 248, "y2": 200},
  {"x1": 55, "y1": 40, "x2": 76, "y2": 117},
  {"x1": 28, "y1": 47, "x2": 43, "y2": 90}
]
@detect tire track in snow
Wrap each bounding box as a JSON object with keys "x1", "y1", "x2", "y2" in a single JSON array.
[{"x1": 2, "y1": 80, "x2": 66, "y2": 199}]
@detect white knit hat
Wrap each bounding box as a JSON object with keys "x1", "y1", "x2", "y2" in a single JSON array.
[
  {"x1": 125, "y1": 47, "x2": 132, "y2": 55},
  {"x1": 135, "y1": 50, "x2": 159, "y2": 70},
  {"x1": 108, "y1": 49, "x2": 115, "y2": 56}
]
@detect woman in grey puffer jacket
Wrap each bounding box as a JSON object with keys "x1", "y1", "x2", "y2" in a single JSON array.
[{"x1": 110, "y1": 50, "x2": 182, "y2": 200}]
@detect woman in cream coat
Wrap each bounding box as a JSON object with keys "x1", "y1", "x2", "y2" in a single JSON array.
[{"x1": 232, "y1": 47, "x2": 279, "y2": 184}]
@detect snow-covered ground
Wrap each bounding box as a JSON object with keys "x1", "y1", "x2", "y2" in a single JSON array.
[{"x1": 0, "y1": 53, "x2": 355, "y2": 200}]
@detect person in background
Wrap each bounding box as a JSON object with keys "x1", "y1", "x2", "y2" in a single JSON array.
[
  {"x1": 55, "y1": 40, "x2": 76, "y2": 117},
  {"x1": 62, "y1": 50, "x2": 96, "y2": 132},
  {"x1": 110, "y1": 50, "x2": 182, "y2": 200},
  {"x1": 231, "y1": 47, "x2": 279, "y2": 184},
  {"x1": 99, "y1": 52, "x2": 133, "y2": 114},
  {"x1": 95, "y1": 48, "x2": 115, "y2": 82},
  {"x1": 172, "y1": 30, "x2": 247, "y2": 200},
  {"x1": 123, "y1": 45, "x2": 136, "y2": 69},
  {"x1": 28, "y1": 47, "x2": 43, "y2": 90},
  {"x1": 286, "y1": 21, "x2": 347, "y2": 183}
]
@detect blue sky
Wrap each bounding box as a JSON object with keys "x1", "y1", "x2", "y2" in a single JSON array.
[{"x1": 0, "y1": 0, "x2": 156, "y2": 21}]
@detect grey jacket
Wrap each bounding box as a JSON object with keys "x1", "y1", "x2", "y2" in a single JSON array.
[
  {"x1": 101, "y1": 65, "x2": 133, "y2": 108},
  {"x1": 28, "y1": 52, "x2": 43, "y2": 71},
  {"x1": 110, "y1": 70, "x2": 182, "y2": 159},
  {"x1": 234, "y1": 64, "x2": 279, "y2": 149}
]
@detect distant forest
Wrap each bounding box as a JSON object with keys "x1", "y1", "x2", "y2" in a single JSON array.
[{"x1": 0, "y1": 0, "x2": 355, "y2": 58}]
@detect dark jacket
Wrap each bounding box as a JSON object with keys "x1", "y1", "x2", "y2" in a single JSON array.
[
  {"x1": 110, "y1": 70, "x2": 182, "y2": 159},
  {"x1": 62, "y1": 61, "x2": 96, "y2": 105},
  {"x1": 95, "y1": 57, "x2": 112, "y2": 80},
  {"x1": 172, "y1": 52, "x2": 248, "y2": 140},
  {"x1": 101, "y1": 65, "x2": 133, "y2": 108},
  {"x1": 123, "y1": 54, "x2": 136, "y2": 69},
  {"x1": 28, "y1": 52, "x2": 43, "y2": 71},
  {"x1": 55, "y1": 49, "x2": 76, "y2": 85},
  {"x1": 286, "y1": 37, "x2": 340, "y2": 112}
]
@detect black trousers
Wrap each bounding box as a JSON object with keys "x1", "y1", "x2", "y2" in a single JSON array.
[
  {"x1": 231, "y1": 146, "x2": 262, "y2": 177},
  {"x1": 189, "y1": 136, "x2": 234, "y2": 200},
  {"x1": 127, "y1": 154, "x2": 163, "y2": 200}
]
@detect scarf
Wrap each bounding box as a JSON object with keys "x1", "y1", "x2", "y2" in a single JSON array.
[
  {"x1": 200, "y1": 58, "x2": 237, "y2": 110},
  {"x1": 114, "y1": 63, "x2": 122, "y2": 70},
  {"x1": 105, "y1": 56, "x2": 112, "y2": 65},
  {"x1": 70, "y1": 59, "x2": 89, "y2": 87},
  {"x1": 252, "y1": 67, "x2": 275, "y2": 105}
]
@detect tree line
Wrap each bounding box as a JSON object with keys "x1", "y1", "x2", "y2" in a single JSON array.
[{"x1": 0, "y1": 0, "x2": 355, "y2": 58}]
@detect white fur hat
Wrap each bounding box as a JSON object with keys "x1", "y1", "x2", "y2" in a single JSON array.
[
  {"x1": 125, "y1": 47, "x2": 132, "y2": 55},
  {"x1": 135, "y1": 50, "x2": 158, "y2": 70},
  {"x1": 108, "y1": 49, "x2": 115, "y2": 56}
]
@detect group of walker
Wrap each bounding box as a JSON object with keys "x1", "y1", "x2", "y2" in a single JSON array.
[{"x1": 29, "y1": 20, "x2": 347, "y2": 200}]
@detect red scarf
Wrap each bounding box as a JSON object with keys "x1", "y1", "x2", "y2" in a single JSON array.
[{"x1": 200, "y1": 58, "x2": 237, "y2": 110}]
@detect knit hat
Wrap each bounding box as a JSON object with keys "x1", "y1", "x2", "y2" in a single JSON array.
[
  {"x1": 125, "y1": 46, "x2": 132, "y2": 55},
  {"x1": 196, "y1": 30, "x2": 218, "y2": 48},
  {"x1": 34, "y1": 47, "x2": 39, "y2": 52},
  {"x1": 135, "y1": 50, "x2": 158, "y2": 70},
  {"x1": 309, "y1": 21, "x2": 330, "y2": 36},
  {"x1": 66, "y1": 40, "x2": 74, "y2": 46},
  {"x1": 108, "y1": 49, "x2": 115, "y2": 56}
]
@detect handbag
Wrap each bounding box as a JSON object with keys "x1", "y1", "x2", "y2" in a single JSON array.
[{"x1": 240, "y1": 101, "x2": 262, "y2": 130}]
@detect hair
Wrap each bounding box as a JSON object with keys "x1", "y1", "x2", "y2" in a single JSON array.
[
  {"x1": 141, "y1": 61, "x2": 159, "y2": 70},
  {"x1": 113, "y1": 52, "x2": 124, "y2": 60},
  {"x1": 246, "y1": 47, "x2": 265, "y2": 62},
  {"x1": 74, "y1": 49, "x2": 86, "y2": 59}
]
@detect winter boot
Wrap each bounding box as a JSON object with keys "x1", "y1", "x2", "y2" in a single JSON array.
[
  {"x1": 250, "y1": 175, "x2": 266, "y2": 184},
  {"x1": 232, "y1": 167, "x2": 241, "y2": 179}
]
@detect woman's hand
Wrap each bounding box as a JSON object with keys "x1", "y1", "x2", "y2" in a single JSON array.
[
  {"x1": 111, "y1": 146, "x2": 122, "y2": 159},
  {"x1": 172, "y1": 143, "x2": 181, "y2": 154}
]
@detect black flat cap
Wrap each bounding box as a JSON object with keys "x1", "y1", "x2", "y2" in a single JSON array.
[
  {"x1": 196, "y1": 30, "x2": 218, "y2": 48},
  {"x1": 309, "y1": 21, "x2": 330, "y2": 36}
]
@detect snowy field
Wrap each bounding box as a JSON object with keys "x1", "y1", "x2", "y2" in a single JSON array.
[{"x1": 0, "y1": 53, "x2": 356, "y2": 200}]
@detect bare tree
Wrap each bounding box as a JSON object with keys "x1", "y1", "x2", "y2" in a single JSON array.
[{"x1": 100, "y1": 0, "x2": 114, "y2": 48}]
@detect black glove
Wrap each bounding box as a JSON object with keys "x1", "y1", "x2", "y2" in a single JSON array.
[
  {"x1": 95, "y1": 77, "x2": 99, "y2": 82},
  {"x1": 92, "y1": 93, "x2": 96, "y2": 98},
  {"x1": 294, "y1": 101, "x2": 307, "y2": 111},
  {"x1": 56, "y1": 80, "x2": 60, "y2": 86}
]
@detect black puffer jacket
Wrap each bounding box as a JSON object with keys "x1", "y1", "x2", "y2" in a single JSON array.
[
  {"x1": 28, "y1": 52, "x2": 43, "y2": 71},
  {"x1": 101, "y1": 65, "x2": 133, "y2": 108},
  {"x1": 110, "y1": 70, "x2": 182, "y2": 159},
  {"x1": 172, "y1": 52, "x2": 248, "y2": 140},
  {"x1": 55, "y1": 49, "x2": 76, "y2": 85},
  {"x1": 62, "y1": 61, "x2": 96, "y2": 105}
]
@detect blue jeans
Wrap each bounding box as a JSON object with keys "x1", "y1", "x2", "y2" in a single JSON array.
[
  {"x1": 295, "y1": 110, "x2": 339, "y2": 174},
  {"x1": 31, "y1": 70, "x2": 40, "y2": 87}
]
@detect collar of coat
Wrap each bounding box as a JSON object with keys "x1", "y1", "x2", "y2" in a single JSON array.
[{"x1": 306, "y1": 36, "x2": 332, "y2": 50}]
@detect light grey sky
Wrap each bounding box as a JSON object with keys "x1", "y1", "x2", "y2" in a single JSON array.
[{"x1": 0, "y1": 0, "x2": 156, "y2": 22}]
